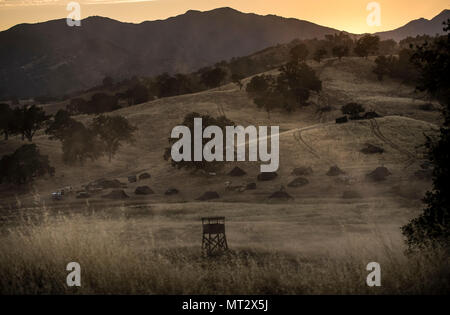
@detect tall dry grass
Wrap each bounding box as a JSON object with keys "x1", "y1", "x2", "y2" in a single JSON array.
[{"x1": 0, "y1": 207, "x2": 448, "y2": 295}]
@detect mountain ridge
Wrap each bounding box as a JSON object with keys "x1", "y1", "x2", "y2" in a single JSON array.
[
  {"x1": 0, "y1": 7, "x2": 341, "y2": 98},
  {"x1": 0, "y1": 7, "x2": 448, "y2": 98},
  {"x1": 374, "y1": 9, "x2": 449, "y2": 40}
]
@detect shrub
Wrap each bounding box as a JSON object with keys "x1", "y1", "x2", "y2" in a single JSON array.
[
  {"x1": 0, "y1": 144, "x2": 54, "y2": 185},
  {"x1": 341, "y1": 103, "x2": 365, "y2": 119}
]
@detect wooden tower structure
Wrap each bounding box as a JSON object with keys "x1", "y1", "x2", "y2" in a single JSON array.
[{"x1": 201, "y1": 217, "x2": 228, "y2": 255}]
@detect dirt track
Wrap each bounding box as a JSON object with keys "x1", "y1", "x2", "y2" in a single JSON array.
[{"x1": 368, "y1": 118, "x2": 417, "y2": 167}]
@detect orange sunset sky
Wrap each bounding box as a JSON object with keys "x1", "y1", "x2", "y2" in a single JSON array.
[{"x1": 0, "y1": 0, "x2": 448, "y2": 33}]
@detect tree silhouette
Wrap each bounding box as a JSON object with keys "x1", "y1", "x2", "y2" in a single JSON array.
[
  {"x1": 277, "y1": 61, "x2": 322, "y2": 109},
  {"x1": 246, "y1": 74, "x2": 277, "y2": 118},
  {"x1": 246, "y1": 74, "x2": 272, "y2": 97},
  {"x1": 332, "y1": 45, "x2": 349, "y2": 61},
  {"x1": 313, "y1": 48, "x2": 327, "y2": 63},
  {"x1": 290, "y1": 43, "x2": 309, "y2": 62},
  {"x1": 326, "y1": 32, "x2": 353, "y2": 61},
  {"x1": 91, "y1": 115, "x2": 137, "y2": 162},
  {"x1": 67, "y1": 98, "x2": 88, "y2": 115},
  {"x1": 402, "y1": 20, "x2": 450, "y2": 249},
  {"x1": 0, "y1": 103, "x2": 13, "y2": 140},
  {"x1": 372, "y1": 49, "x2": 419, "y2": 84},
  {"x1": 246, "y1": 62, "x2": 321, "y2": 116},
  {"x1": 373, "y1": 55, "x2": 391, "y2": 81},
  {"x1": 45, "y1": 109, "x2": 78, "y2": 141},
  {"x1": 231, "y1": 73, "x2": 244, "y2": 90},
  {"x1": 0, "y1": 144, "x2": 54, "y2": 185},
  {"x1": 201, "y1": 67, "x2": 227, "y2": 89},
  {"x1": 125, "y1": 84, "x2": 149, "y2": 105},
  {"x1": 354, "y1": 34, "x2": 380, "y2": 58},
  {"x1": 14, "y1": 105, "x2": 51, "y2": 142},
  {"x1": 88, "y1": 93, "x2": 120, "y2": 114},
  {"x1": 164, "y1": 112, "x2": 234, "y2": 172},
  {"x1": 156, "y1": 73, "x2": 195, "y2": 97},
  {"x1": 61, "y1": 122, "x2": 103, "y2": 165},
  {"x1": 379, "y1": 39, "x2": 397, "y2": 55}
]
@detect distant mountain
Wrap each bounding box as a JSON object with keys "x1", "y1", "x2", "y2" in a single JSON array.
[
  {"x1": 375, "y1": 9, "x2": 449, "y2": 41},
  {"x1": 0, "y1": 7, "x2": 448, "y2": 99},
  {"x1": 0, "y1": 7, "x2": 340, "y2": 98}
]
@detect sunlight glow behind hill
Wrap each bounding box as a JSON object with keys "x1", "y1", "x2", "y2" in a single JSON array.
[{"x1": 0, "y1": 0, "x2": 448, "y2": 33}]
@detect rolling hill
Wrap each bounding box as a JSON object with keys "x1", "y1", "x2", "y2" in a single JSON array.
[
  {"x1": 1, "y1": 7, "x2": 448, "y2": 99},
  {"x1": 375, "y1": 9, "x2": 450, "y2": 41},
  {"x1": 0, "y1": 7, "x2": 340, "y2": 99},
  {"x1": 0, "y1": 56, "x2": 440, "y2": 209},
  {"x1": 0, "y1": 57, "x2": 443, "y2": 287}
]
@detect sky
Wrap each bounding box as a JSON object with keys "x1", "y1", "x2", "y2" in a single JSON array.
[{"x1": 0, "y1": 0, "x2": 448, "y2": 33}]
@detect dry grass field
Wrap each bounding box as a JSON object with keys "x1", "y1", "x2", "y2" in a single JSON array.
[
  {"x1": 0, "y1": 204, "x2": 448, "y2": 294},
  {"x1": 0, "y1": 57, "x2": 448, "y2": 294}
]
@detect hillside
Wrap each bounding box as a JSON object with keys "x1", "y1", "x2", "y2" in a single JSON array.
[
  {"x1": 0, "y1": 7, "x2": 340, "y2": 99},
  {"x1": 0, "y1": 57, "x2": 441, "y2": 211},
  {"x1": 0, "y1": 57, "x2": 446, "y2": 292},
  {"x1": 2, "y1": 7, "x2": 448, "y2": 99},
  {"x1": 375, "y1": 9, "x2": 450, "y2": 41}
]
